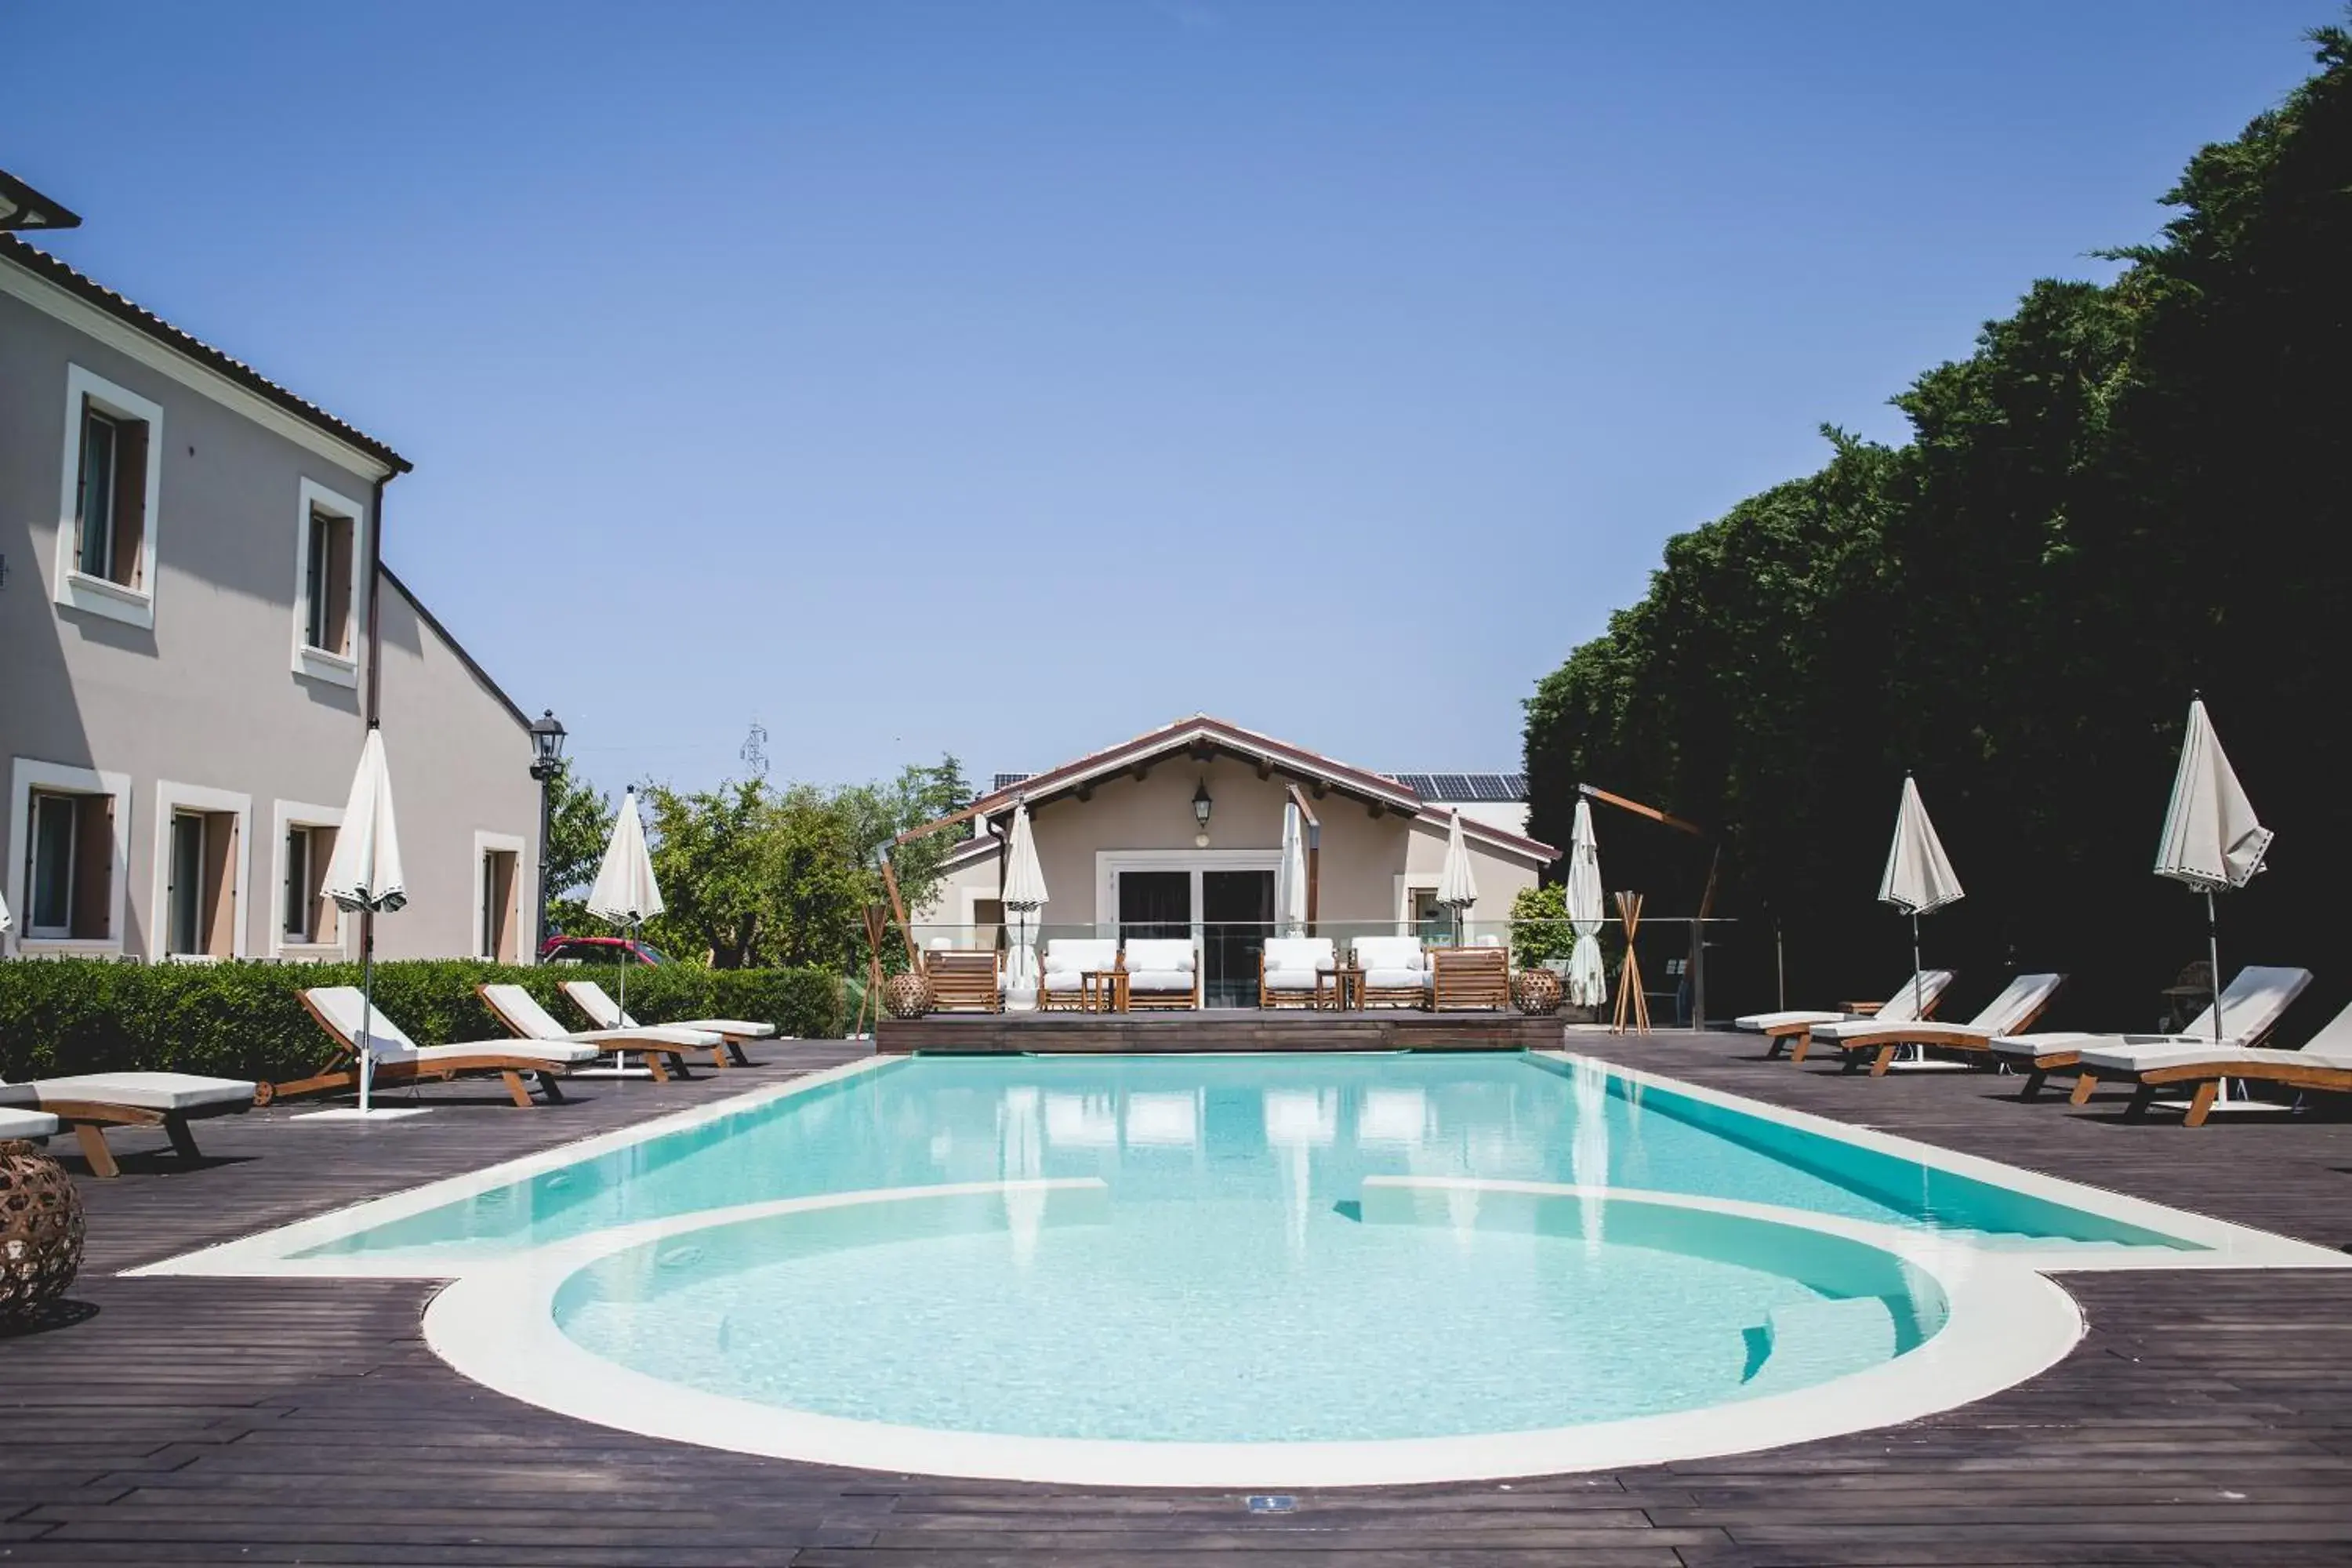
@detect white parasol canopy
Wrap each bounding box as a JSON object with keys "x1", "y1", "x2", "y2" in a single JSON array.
[
  {"x1": 1276, "y1": 801, "x2": 1308, "y2": 938},
  {"x1": 1878, "y1": 775, "x2": 1964, "y2": 1023},
  {"x1": 321, "y1": 728, "x2": 408, "y2": 1116},
  {"x1": 1565, "y1": 798, "x2": 1608, "y2": 1007},
  {"x1": 587, "y1": 788, "x2": 663, "y2": 1021},
  {"x1": 1, "y1": 886, "x2": 12, "y2": 937},
  {"x1": 1000, "y1": 802, "x2": 1047, "y2": 1005},
  {"x1": 1436, "y1": 809, "x2": 1479, "y2": 942},
  {"x1": 2156, "y1": 698, "x2": 2271, "y2": 1041}
]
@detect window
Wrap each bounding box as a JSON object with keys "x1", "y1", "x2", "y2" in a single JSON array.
[
  {"x1": 23, "y1": 789, "x2": 112, "y2": 942},
  {"x1": 292, "y1": 480, "x2": 365, "y2": 685},
  {"x1": 149, "y1": 783, "x2": 249, "y2": 962},
  {"x1": 270, "y1": 801, "x2": 344, "y2": 956},
  {"x1": 54, "y1": 367, "x2": 163, "y2": 629},
  {"x1": 166, "y1": 812, "x2": 204, "y2": 954},
  {"x1": 479, "y1": 848, "x2": 519, "y2": 961}
]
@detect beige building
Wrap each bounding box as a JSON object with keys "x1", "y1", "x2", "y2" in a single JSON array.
[
  {"x1": 0, "y1": 218, "x2": 539, "y2": 964},
  {"x1": 912, "y1": 716, "x2": 1556, "y2": 1007}
]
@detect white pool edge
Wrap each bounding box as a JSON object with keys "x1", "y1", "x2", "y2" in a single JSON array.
[{"x1": 419, "y1": 1175, "x2": 2086, "y2": 1489}]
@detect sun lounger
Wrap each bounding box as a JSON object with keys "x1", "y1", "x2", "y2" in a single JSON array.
[
  {"x1": 923, "y1": 950, "x2": 1004, "y2": 1014},
  {"x1": 1259, "y1": 937, "x2": 1336, "y2": 1007},
  {"x1": 0, "y1": 1104, "x2": 61, "y2": 1142},
  {"x1": 1039, "y1": 938, "x2": 1121, "y2": 1011},
  {"x1": 560, "y1": 979, "x2": 773, "y2": 1064},
  {"x1": 1736, "y1": 971, "x2": 1955, "y2": 1060},
  {"x1": 479, "y1": 984, "x2": 725, "y2": 1080},
  {"x1": 2074, "y1": 1000, "x2": 2352, "y2": 1126},
  {"x1": 2, "y1": 1066, "x2": 256, "y2": 1178},
  {"x1": 1989, "y1": 965, "x2": 2311, "y2": 1102},
  {"x1": 1123, "y1": 938, "x2": 1201, "y2": 1010},
  {"x1": 1431, "y1": 946, "x2": 1510, "y2": 1011},
  {"x1": 1803, "y1": 973, "x2": 2065, "y2": 1075},
  {"x1": 289, "y1": 986, "x2": 599, "y2": 1109},
  {"x1": 1353, "y1": 936, "x2": 1432, "y2": 1008}
]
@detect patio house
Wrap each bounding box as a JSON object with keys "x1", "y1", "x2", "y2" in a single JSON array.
[{"x1": 910, "y1": 716, "x2": 1558, "y2": 1007}]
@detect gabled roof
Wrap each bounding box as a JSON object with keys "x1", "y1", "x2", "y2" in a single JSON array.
[
  {"x1": 966, "y1": 715, "x2": 1558, "y2": 862},
  {"x1": 0, "y1": 234, "x2": 409, "y2": 474}
]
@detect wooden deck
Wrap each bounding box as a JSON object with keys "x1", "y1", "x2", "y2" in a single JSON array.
[
  {"x1": 3, "y1": 1032, "x2": 2351, "y2": 1564},
  {"x1": 879, "y1": 1007, "x2": 1566, "y2": 1054}
]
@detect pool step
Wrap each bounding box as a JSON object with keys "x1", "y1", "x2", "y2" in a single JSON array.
[{"x1": 1744, "y1": 1295, "x2": 1895, "y2": 1395}]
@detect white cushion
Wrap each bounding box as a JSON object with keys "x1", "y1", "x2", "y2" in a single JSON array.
[
  {"x1": 0, "y1": 1108, "x2": 60, "y2": 1139},
  {"x1": 0, "y1": 1083, "x2": 38, "y2": 1110},
  {"x1": 1040, "y1": 971, "x2": 1089, "y2": 993},
  {"x1": 1989, "y1": 1032, "x2": 2100, "y2": 1060},
  {"x1": 1263, "y1": 938, "x2": 1335, "y2": 974},
  {"x1": 1127, "y1": 969, "x2": 1194, "y2": 993},
  {"x1": 1124, "y1": 939, "x2": 1196, "y2": 974},
  {"x1": 1353, "y1": 937, "x2": 1425, "y2": 973},
  {"x1": 1043, "y1": 939, "x2": 1120, "y2": 975},
  {"x1": 671, "y1": 1018, "x2": 778, "y2": 1039},
  {"x1": 1264, "y1": 969, "x2": 1319, "y2": 991},
  {"x1": 416, "y1": 1040, "x2": 598, "y2": 1067},
  {"x1": 29, "y1": 1072, "x2": 256, "y2": 1113},
  {"x1": 1736, "y1": 1009, "x2": 1845, "y2": 1033},
  {"x1": 303, "y1": 987, "x2": 423, "y2": 1057},
  {"x1": 1363, "y1": 967, "x2": 1428, "y2": 991}
]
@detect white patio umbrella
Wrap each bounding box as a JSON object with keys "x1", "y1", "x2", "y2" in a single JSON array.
[
  {"x1": 2155, "y1": 697, "x2": 2273, "y2": 1042},
  {"x1": 1436, "y1": 808, "x2": 1479, "y2": 944},
  {"x1": 1, "y1": 886, "x2": 12, "y2": 936},
  {"x1": 1000, "y1": 801, "x2": 1047, "y2": 1008},
  {"x1": 1565, "y1": 798, "x2": 1608, "y2": 1008},
  {"x1": 321, "y1": 727, "x2": 408, "y2": 1116},
  {"x1": 1276, "y1": 801, "x2": 1308, "y2": 938},
  {"x1": 587, "y1": 789, "x2": 663, "y2": 1029},
  {"x1": 1878, "y1": 775, "x2": 1965, "y2": 1022}
]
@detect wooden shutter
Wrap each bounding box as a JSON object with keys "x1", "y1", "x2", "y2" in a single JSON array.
[
  {"x1": 204, "y1": 811, "x2": 239, "y2": 957},
  {"x1": 309, "y1": 826, "x2": 341, "y2": 946},
  {"x1": 71, "y1": 795, "x2": 113, "y2": 940},
  {"x1": 110, "y1": 419, "x2": 148, "y2": 589},
  {"x1": 324, "y1": 514, "x2": 354, "y2": 652}
]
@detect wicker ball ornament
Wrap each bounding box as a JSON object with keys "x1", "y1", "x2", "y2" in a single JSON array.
[
  {"x1": 881, "y1": 972, "x2": 933, "y2": 1019},
  {"x1": 1512, "y1": 967, "x2": 1565, "y2": 1016},
  {"x1": 0, "y1": 1142, "x2": 85, "y2": 1322}
]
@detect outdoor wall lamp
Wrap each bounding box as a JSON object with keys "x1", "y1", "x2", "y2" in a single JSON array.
[
  {"x1": 1192, "y1": 779, "x2": 1213, "y2": 847},
  {"x1": 528, "y1": 709, "x2": 568, "y2": 780},
  {"x1": 528, "y1": 709, "x2": 568, "y2": 961}
]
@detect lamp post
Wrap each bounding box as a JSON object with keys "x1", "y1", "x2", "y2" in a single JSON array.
[
  {"x1": 1192, "y1": 779, "x2": 1213, "y2": 848},
  {"x1": 527, "y1": 709, "x2": 567, "y2": 962}
]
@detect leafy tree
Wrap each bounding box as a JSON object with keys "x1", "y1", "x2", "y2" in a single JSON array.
[
  {"x1": 541, "y1": 761, "x2": 616, "y2": 938},
  {"x1": 1508, "y1": 884, "x2": 1573, "y2": 970}
]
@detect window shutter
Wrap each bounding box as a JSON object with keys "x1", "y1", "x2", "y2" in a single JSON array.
[
  {"x1": 71, "y1": 795, "x2": 113, "y2": 940},
  {"x1": 310, "y1": 826, "x2": 341, "y2": 945},
  {"x1": 205, "y1": 811, "x2": 239, "y2": 957},
  {"x1": 111, "y1": 419, "x2": 149, "y2": 589}
]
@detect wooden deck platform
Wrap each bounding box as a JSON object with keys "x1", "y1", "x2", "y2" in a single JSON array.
[
  {"x1": 3, "y1": 1032, "x2": 2350, "y2": 1563},
  {"x1": 878, "y1": 1007, "x2": 1566, "y2": 1054}
]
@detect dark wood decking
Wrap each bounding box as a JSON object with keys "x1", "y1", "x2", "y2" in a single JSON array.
[
  {"x1": 4, "y1": 1032, "x2": 2351, "y2": 1565},
  {"x1": 879, "y1": 1007, "x2": 1566, "y2": 1054}
]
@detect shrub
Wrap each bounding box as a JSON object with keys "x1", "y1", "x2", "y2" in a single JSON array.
[
  {"x1": 1509, "y1": 884, "x2": 1577, "y2": 971},
  {"x1": 0, "y1": 958, "x2": 845, "y2": 1087}
]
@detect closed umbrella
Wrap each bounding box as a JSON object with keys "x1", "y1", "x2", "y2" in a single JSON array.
[
  {"x1": 2155, "y1": 697, "x2": 2272, "y2": 1043},
  {"x1": 587, "y1": 789, "x2": 663, "y2": 1029},
  {"x1": 1878, "y1": 775, "x2": 1965, "y2": 1024},
  {"x1": 1436, "y1": 809, "x2": 1479, "y2": 945},
  {"x1": 321, "y1": 728, "x2": 408, "y2": 1117},
  {"x1": 1276, "y1": 801, "x2": 1308, "y2": 938},
  {"x1": 1, "y1": 887, "x2": 12, "y2": 937},
  {"x1": 1565, "y1": 799, "x2": 1607, "y2": 1008},
  {"x1": 1000, "y1": 801, "x2": 1047, "y2": 1008}
]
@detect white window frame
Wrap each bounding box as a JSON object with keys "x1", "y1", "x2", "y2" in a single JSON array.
[
  {"x1": 6, "y1": 757, "x2": 132, "y2": 956},
  {"x1": 1393, "y1": 873, "x2": 1444, "y2": 937},
  {"x1": 472, "y1": 830, "x2": 528, "y2": 964},
  {"x1": 150, "y1": 781, "x2": 252, "y2": 962},
  {"x1": 1093, "y1": 848, "x2": 1282, "y2": 942},
  {"x1": 270, "y1": 799, "x2": 348, "y2": 960},
  {"x1": 53, "y1": 365, "x2": 163, "y2": 630},
  {"x1": 290, "y1": 478, "x2": 367, "y2": 688}
]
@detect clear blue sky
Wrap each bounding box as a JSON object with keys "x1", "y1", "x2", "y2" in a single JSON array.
[{"x1": 7, "y1": 2, "x2": 2332, "y2": 800}]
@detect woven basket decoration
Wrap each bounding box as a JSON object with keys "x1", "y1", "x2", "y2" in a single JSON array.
[{"x1": 0, "y1": 1142, "x2": 86, "y2": 1322}]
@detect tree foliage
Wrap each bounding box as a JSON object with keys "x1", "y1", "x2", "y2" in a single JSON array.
[
  {"x1": 542, "y1": 760, "x2": 617, "y2": 938},
  {"x1": 1525, "y1": 22, "x2": 2352, "y2": 1034}
]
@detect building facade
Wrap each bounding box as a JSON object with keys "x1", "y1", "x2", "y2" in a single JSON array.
[
  {"x1": 0, "y1": 230, "x2": 539, "y2": 963},
  {"x1": 912, "y1": 717, "x2": 1555, "y2": 1007}
]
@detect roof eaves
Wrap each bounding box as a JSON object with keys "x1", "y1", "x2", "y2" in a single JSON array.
[
  {"x1": 378, "y1": 564, "x2": 531, "y2": 733},
  {"x1": 964, "y1": 716, "x2": 1421, "y2": 819}
]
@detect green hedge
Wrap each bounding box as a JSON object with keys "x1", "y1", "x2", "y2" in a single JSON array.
[{"x1": 0, "y1": 959, "x2": 846, "y2": 1086}]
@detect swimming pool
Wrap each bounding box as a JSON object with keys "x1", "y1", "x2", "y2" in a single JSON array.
[{"x1": 145, "y1": 1051, "x2": 2347, "y2": 1486}]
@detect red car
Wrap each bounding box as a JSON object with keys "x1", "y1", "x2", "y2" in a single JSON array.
[{"x1": 538, "y1": 935, "x2": 671, "y2": 967}]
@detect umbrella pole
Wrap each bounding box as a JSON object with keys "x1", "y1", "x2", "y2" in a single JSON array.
[
  {"x1": 358, "y1": 917, "x2": 375, "y2": 1116},
  {"x1": 2205, "y1": 890, "x2": 2223, "y2": 1044},
  {"x1": 1906, "y1": 913, "x2": 1925, "y2": 1066},
  {"x1": 616, "y1": 920, "x2": 634, "y2": 1074}
]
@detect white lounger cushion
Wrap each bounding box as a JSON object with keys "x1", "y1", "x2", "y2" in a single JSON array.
[
  {"x1": 1736, "y1": 970, "x2": 1956, "y2": 1033},
  {"x1": 1127, "y1": 970, "x2": 1194, "y2": 993},
  {"x1": 1810, "y1": 974, "x2": 2062, "y2": 1045},
  {"x1": 1364, "y1": 967, "x2": 1429, "y2": 991},
  {"x1": 306, "y1": 988, "x2": 596, "y2": 1066},
  {"x1": 412, "y1": 1040, "x2": 598, "y2": 1067},
  {"x1": 27, "y1": 1072, "x2": 256, "y2": 1112},
  {"x1": 481, "y1": 984, "x2": 719, "y2": 1047},
  {"x1": 1042, "y1": 939, "x2": 1120, "y2": 975},
  {"x1": 1123, "y1": 940, "x2": 1196, "y2": 974},
  {"x1": 2078, "y1": 1035, "x2": 2352, "y2": 1076},
  {"x1": 1353, "y1": 937, "x2": 1426, "y2": 974},
  {"x1": 1263, "y1": 937, "x2": 1335, "y2": 975},
  {"x1": 1735, "y1": 1009, "x2": 1846, "y2": 1033},
  {"x1": 563, "y1": 981, "x2": 779, "y2": 1039},
  {"x1": 0, "y1": 1108, "x2": 60, "y2": 1139},
  {"x1": 1994, "y1": 966, "x2": 2312, "y2": 1064}
]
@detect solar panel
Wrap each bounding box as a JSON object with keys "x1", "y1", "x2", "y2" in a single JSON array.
[
  {"x1": 992, "y1": 772, "x2": 1034, "y2": 793},
  {"x1": 1387, "y1": 771, "x2": 1526, "y2": 803}
]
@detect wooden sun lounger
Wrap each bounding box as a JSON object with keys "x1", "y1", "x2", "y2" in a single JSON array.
[
  {"x1": 558, "y1": 980, "x2": 769, "y2": 1066},
  {"x1": 1737, "y1": 971, "x2": 1956, "y2": 1061},
  {"x1": 477, "y1": 984, "x2": 717, "y2": 1081},
  {"x1": 286, "y1": 989, "x2": 592, "y2": 1109},
  {"x1": 1991, "y1": 966, "x2": 2313, "y2": 1102},
  {"x1": 1804, "y1": 974, "x2": 2065, "y2": 1076},
  {"x1": 924, "y1": 950, "x2": 1004, "y2": 1014},
  {"x1": 5, "y1": 1073, "x2": 256, "y2": 1178},
  {"x1": 1430, "y1": 947, "x2": 1510, "y2": 1011}
]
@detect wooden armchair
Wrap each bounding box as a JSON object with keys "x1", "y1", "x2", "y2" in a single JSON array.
[
  {"x1": 925, "y1": 949, "x2": 1004, "y2": 1014},
  {"x1": 1431, "y1": 946, "x2": 1510, "y2": 1011}
]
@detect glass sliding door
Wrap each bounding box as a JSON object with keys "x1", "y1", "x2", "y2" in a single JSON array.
[
  {"x1": 1116, "y1": 870, "x2": 1190, "y2": 941},
  {"x1": 1202, "y1": 869, "x2": 1273, "y2": 1009}
]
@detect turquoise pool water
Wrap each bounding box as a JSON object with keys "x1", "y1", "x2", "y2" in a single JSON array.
[{"x1": 306, "y1": 1051, "x2": 2196, "y2": 1264}]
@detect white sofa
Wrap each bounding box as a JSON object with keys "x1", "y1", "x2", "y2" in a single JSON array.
[
  {"x1": 1123, "y1": 938, "x2": 1200, "y2": 1009},
  {"x1": 1040, "y1": 938, "x2": 1121, "y2": 1011},
  {"x1": 1260, "y1": 937, "x2": 1335, "y2": 1007},
  {"x1": 1352, "y1": 936, "x2": 1430, "y2": 1007}
]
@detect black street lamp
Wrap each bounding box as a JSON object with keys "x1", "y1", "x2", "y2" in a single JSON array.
[
  {"x1": 1192, "y1": 778, "x2": 1213, "y2": 848},
  {"x1": 528, "y1": 709, "x2": 567, "y2": 962}
]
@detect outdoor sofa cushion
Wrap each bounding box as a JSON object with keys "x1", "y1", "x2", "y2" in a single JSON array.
[
  {"x1": 1123, "y1": 939, "x2": 1196, "y2": 974},
  {"x1": 1041, "y1": 939, "x2": 1120, "y2": 976},
  {"x1": 1263, "y1": 968, "x2": 1320, "y2": 991},
  {"x1": 1363, "y1": 967, "x2": 1429, "y2": 992},
  {"x1": 1352, "y1": 936, "x2": 1426, "y2": 973},
  {"x1": 1127, "y1": 969, "x2": 1195, "y2": 993},
  {"x1": 1263, "y1": 938, "x2": 1334, "y2": 975},
  {"x1": 24, "y1": 1072, "x2": 256, "y2": 1114},
  {"x1": 0, "y1": 1107, "x2": 60, "y2": 1141}
]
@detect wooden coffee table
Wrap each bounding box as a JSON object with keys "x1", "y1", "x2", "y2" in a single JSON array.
[
  {"x1": 1081, "y1": 969, "x2": 1128, "y2": 1014},
  {"x1": 1317, "y1": 967, "x2": 1364, "y2": 1011}
]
